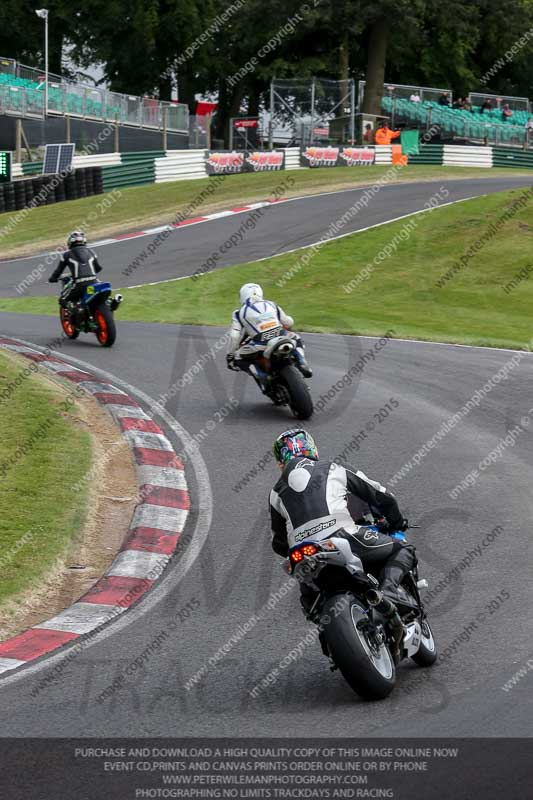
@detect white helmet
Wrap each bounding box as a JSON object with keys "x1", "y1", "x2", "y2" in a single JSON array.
[{"x1": 239, "y1": 283, "x2": 263, "y2": 305}]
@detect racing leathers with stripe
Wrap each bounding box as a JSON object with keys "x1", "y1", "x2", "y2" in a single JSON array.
[
  {"x1": 227, "y1": 299, "x2": 308, "y2": 371},
  {"x1": 49, "y1": 246, "x2": 103, "y2": 304},
  {"x1": 269, "y1": 458, "x2": 415, "y2": 595}
]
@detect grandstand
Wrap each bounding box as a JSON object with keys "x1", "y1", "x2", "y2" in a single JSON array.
[
  {"x1": 0, "y1": 58, "x2": 188, "y2": 133},
  {"x1": 381, "y1": 94, "x2": 531, "y2": 147}
]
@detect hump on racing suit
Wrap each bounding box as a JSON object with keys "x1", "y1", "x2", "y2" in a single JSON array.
[
  {"x1": 230, "y1": 299, "x2": 293, "y2": 350},
  {"x1": 269, "y1": 458, "x2": 403, "y2": 557},
  {"x1": 60, "y1": 246, "x2": 101, "y2": 281}
]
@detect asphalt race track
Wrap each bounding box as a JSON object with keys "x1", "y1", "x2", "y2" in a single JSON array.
[
  {"x1": 0, "y1": 175, "x2": 532, "y2": 736},
  {"x1": 1, "y1": 176, "x2": 533, "y2": 297}
]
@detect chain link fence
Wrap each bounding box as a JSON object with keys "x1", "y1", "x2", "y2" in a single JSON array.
[{"x1": 268, "y1": 77, "x2": 356, "y2": 147}]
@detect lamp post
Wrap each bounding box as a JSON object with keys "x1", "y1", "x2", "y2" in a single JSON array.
[{"x1": 35, "y1": 8, "x2": 49, "y2": 115}]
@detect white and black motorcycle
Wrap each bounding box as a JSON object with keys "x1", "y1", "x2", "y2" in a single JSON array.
[
  {"x1": 288, "y1": 522, "x2": 437, "y2": 700},
  {"x1": 248, "y1": 334, "x2": 313, "y2": 420}
]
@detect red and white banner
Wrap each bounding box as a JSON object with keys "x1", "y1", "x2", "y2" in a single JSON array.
[{"x1": 338, "y1": 147, "x2": 375, "y2": 166}]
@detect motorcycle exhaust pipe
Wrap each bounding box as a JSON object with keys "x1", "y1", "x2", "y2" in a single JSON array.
[
  {"x1": 367, "y1": 588, "x2": 404, "y2": 659},
  {"x1": 110, "y1": 294, "x2": 123, "y2": 311},
  {"x1": 277, "y1": 342, "x2": 294, "y2": 355}
]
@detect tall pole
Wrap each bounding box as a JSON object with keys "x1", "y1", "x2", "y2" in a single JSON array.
[
  {"x1": 44, "y1": 12, "x2": 49, "y2": 115},
  {"x1": 350, "y1": 79, "x2": 355, "y2": 144},
  {"x1": 36, "y1": 10, "x2": 49, "y2": 116},
  {"x1": 309, "y1": 77, "x2": 316, "y2": 146},
  {"x1": 269, "y1": 80, "x2": 274, "y2": 149}
]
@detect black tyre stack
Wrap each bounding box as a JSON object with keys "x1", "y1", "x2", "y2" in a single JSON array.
[
  {"x1": 24, "y1": 179, "x2": 35, "y2": 207},
  {"x1": 0, "y1": 166, "x2": 104, "y2": 214},
  {"x1": 84, "y1": 167, "x2": 95, "y2": 197},
  {"x1": 14, "y1": 180, "x2": 26, "y2": 210},
  {"x1": 44, "y1": 176, "x2": 56, "y2": 205},
  {"x1": 54, "y1": 173, "x2": 67, "y2": 203},
  {"x1": 93, "y1": 167, "x2": 103, "y2": 194},
  {"x1": 75, "y1": 169, "x2": 87, "y2": 199},
  {"x1": 3, "y1": 182, "x2": 16, "y2": 212},
  {"x1": 65, "y1": 171, "x2": 77, "y2": 201},
  {"x1": 31, "y1": 176, "x2": 45, "y2": 207}
]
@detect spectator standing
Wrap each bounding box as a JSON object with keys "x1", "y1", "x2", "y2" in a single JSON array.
[
  {"x1": 374, "y1": 121, "x2": 401, "y2": 145},
  {"x1": 363, "y1": 123, "x2": 374, "y2": 143},
  {"x1": 502, "y1": 103, "x2": 513, "y2": 122}
]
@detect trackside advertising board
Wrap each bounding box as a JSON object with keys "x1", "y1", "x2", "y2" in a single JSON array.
[
  {"x1": 205, "y1": 150, "x2": 285, "y2": 175},
  {"x1": 300, "y1": 146, "x2": 375, "y2": 167}
]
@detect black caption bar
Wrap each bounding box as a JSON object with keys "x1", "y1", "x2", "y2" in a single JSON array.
[{"x1": 0, "y1": 739, "x2": 531, "y2": 800}]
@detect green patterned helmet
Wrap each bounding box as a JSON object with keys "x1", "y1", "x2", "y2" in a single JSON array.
[{"x1": 273, "y1": 429, "x2": 319, "y2": 467}]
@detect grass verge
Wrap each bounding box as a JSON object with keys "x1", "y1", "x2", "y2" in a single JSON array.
[
  {"x1": 2, "y1": 188, "x2": 533, "y2": 349},
  {"x1": 0, "y1": 350, "x2": 92, "y2": 607},
  {"x1": 1, "y1": 164, "x2": 532, "y2": 258}
]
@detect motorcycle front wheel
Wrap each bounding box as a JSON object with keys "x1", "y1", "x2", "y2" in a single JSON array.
[
  {"x1": 412, "y1": 619, "x2": 437, "y2": 666},
  {"x1": 322, "y1": 595, "x2": 396, "y2": 700},
  {"x1": 60, "y1": 308, "x2": 79, "y2": 340}
]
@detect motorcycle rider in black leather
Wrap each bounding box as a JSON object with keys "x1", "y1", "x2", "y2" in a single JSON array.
[
  {"x1": 48, "y1": 231, "x2": 103, "y2": 306},
  {"x1": 270, "y1": 429, "x2": 416, "y2": 610}
]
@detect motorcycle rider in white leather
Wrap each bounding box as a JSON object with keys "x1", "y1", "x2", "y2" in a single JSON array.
[{"x1": 226, "y1": 283, "x2": 313, "y2": 380}]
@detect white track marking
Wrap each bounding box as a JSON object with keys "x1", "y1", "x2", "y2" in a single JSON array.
[
  {"x1": 4, "y1": 176, "x2": 531, "y2": 265},
  {"x1": 126, "y1": 195, "x2": 479, "y2": 289}
]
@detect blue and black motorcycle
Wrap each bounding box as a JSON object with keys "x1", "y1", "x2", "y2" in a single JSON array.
[{"x1": 59, "y1": 277, "x2": 123, "y2": 347}]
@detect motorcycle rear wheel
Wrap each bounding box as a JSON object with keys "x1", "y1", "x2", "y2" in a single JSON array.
[
  {"x1": 60, "y1": 308, "x2": 79, "y2": 340},
  {"x1": 94, "y1": 304, "x2": 116, "y2": 347},
  {"x1": 322, "y1": 595, "x2": 396, "y2": 700},
  {"x1": 280, "y1": 365, "x2": 313, "y2": 419}
]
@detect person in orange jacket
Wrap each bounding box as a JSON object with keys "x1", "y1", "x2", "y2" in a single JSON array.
[{"x1": 374, "y1": 122, "x2": 401, "y2": 145}]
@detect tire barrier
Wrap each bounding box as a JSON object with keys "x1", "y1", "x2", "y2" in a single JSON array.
[{"x1": 0, "y1": 166, "x2": 104, "y2": 212}]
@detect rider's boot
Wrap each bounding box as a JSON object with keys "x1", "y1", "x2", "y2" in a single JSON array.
[
  {"x1": 379, "y1": 564, "x2": 406, "y2": 603},
  {"x1": 248, "y1": 363, "x2": 268, "y2": 393},
  {"x1": 294, "y1": 346, "x2": 313, "y2": 378}
]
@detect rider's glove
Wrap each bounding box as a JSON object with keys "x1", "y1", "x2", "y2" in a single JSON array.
[
  {"x1": 376, "y1": 517, "x2": 409, "y2": 534},
  {"x1": 226, "y1": 354, "x2": 239, "y2": 371}
]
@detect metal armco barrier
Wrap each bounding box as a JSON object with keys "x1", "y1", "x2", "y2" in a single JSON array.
[
  {"x1": 0, "y1": 166, "x2": 103, "y2": 213},
  {"x1": 406, "y1": 144, "x2": 444, "y2": 165},
  {"x1": 492, "y1": 146, "x2": 533, "y2": 168},
  {"x1": 443, "y1": 144, "x2": 492, "y2": 168},
  {"x1": 154, "y1": 149, "x2": 209, "y2": 182},
  {"x1": 98, "y1": 150, "x2": 165, "y2": 191}
]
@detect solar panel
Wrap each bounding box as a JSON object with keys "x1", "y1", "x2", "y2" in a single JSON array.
[
  {"x1": 43, "y1": 143, "x2": 75, "y2": 175},
  {"x1": 57, "y1": 143, "x2": 75, "y2": 174}
]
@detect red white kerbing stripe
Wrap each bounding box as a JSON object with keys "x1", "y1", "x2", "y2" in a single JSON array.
[
  {"x1": 89, "y1": 200, "x2": 286, "y2": 247},
  {"x1": 0, "y1": 337, "x2": 190, "y2": 676},
  {"x1": 0, "y1": 199, "x2": 289, "y2": 262}
]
